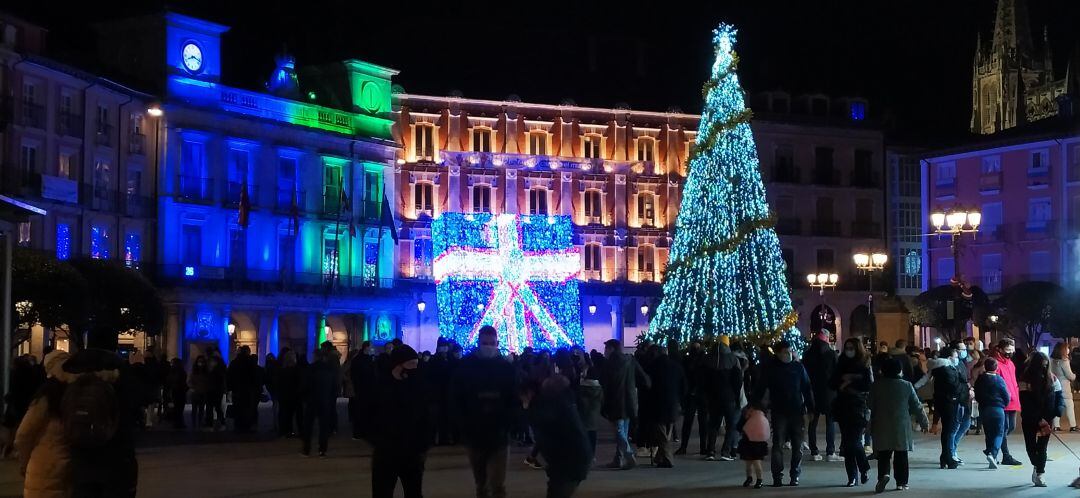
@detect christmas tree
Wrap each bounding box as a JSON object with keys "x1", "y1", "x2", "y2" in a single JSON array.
[{"x1": 651, "y1": 23, "x2": 799, "y2": 346}]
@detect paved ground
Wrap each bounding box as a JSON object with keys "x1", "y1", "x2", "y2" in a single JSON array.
[{"x1": 0, "y1": 403, "x2": 1078, "y2": 497}]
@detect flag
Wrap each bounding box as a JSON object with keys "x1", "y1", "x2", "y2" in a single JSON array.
[
  {"x1": 238, "y1": 183, "x2": 251, "y2": 228},
  {"x1": 338, "y1": 176, "x2": 349, "y2": 214}
]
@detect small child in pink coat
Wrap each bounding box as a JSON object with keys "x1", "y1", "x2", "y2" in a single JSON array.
[{"x1": 736, "y1": 401, "x2": 770, "y2": 489}]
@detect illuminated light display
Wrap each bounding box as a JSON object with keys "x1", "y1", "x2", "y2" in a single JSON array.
[
  {"x1": 433, "y1": 213, "x2": 583, "y2": 353},
  {"x1": 651, "y1": 23, "x2": 801, "y2": 349}
]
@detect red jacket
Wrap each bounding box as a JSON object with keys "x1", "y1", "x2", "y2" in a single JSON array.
[{"x1": 991, "y1": 352, "x2": 1021, "y2": 411}]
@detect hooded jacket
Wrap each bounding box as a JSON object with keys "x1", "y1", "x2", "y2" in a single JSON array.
[{"x1": 990, "y1": 351, "x2": 1021, "y2": 411}]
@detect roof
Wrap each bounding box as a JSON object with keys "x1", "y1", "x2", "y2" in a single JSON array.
[{"x1": 921, "y1": 114, "x2": 1080, "y2": 160}]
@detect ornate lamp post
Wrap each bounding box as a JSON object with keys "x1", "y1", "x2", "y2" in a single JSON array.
[
  {"x1": 853, "y1": 251, "x2": 887, "y2": 345},
  {"x1": 930, "y1": 207, "x2": 981, "y2": 282},
  {"x1": 807, "y1": 272, "x2": 838, "y2": 340}
]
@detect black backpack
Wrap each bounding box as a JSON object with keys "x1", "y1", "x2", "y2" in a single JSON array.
[{"x1": 61, "y1": 373, "x2": 120, "y2": 448}]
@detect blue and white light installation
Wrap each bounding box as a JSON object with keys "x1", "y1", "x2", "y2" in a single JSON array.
[
  {"x1": 651, "y1": 23, "x2": 801, "y2": 348},
  {"x1": 433, "y1": 213, "x2": 583, "y2": 353}
]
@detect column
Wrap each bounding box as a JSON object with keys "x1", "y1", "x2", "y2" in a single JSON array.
[
  {"x1": 614, "y1": 174, "x2": 627, "y2": 227},
  {"x1": 560, "y1": 172, "x2": 573, "y2": 216},
  {"x1": 257, "y1": 311, "x2": 280, "y2": 364},
  {"x1": 448, "y1": 164, "x2": 461, "y2": 212},
  {"x1": 505, "y1": 169, "x2": 519, "y2": 213},
  {"x1": 609, "y1": 295, "x2": 623, "y2": 344},
  {"x1": 306, "y1": 312, "x2": 318, "y2": 362},
  {"x1": 168, "y1": 307, "x2": 182, "y2": 361},
  {"x1": 218, "y1": 307, "x2": 231, "y2": 364}
]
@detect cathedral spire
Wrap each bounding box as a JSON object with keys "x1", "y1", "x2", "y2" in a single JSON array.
[{"x1": 992, "y1": 0, "x2": 1035, "y2": 61}]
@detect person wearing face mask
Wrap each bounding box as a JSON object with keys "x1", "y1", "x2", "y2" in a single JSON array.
[
  {"x1": 802, "y1": 331, "x2": 839, "y2": 463},
  {"x1": 991, "y1": 338, "x2": 1023, "y2": 466},
  {"x1": 599, "y1": 338, "x2": 650, "y2": 470},
  {"x1": 450, "y1": 326, "x2": 518, "y2": 498},
  {"x1": 831, "y1": 338, "x2": 873, "y2": 486},
  {"x1": 913, "y1": 346, "x2": 963, "y2": 468},
  {"x1": 946, "y1": 341, "x2": 974, "y2": 464},
  {"x1": 752, "y1": 341, "x2": 814, "y2": 487},
  {"x1": 371, "y1": 345, "x2": 429, "y2": 498}
]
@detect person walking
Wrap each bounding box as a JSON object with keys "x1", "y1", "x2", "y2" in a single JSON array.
[
  {"x1": 831, "y1": 337, "x2": 872, "y2": 486},
  {"x1": 300, "y1": 349, "x2": 338, "y2": 457},
  {"x1": 869, "y1": 356, "x2": 929, "y2": 493},
  {"x1": 675, "y1": 342, "x2": 707, "y2": 456},
  {"x1": 973, "y1": 358, "x2": 1009, "y2": 469},
  {"x1": 227, "y1": 346, "x2": 260, "y2": 433},
  {"x1": 427, "y1": 338, "x2": 457, "y2": 446},
  {"x1": 753, "y1": 341, "x2": 814, "y2": 487},
  {"x1": 15, "y1": 350, "x2": 73, "y2": 498},
  {"x1": 702, "y1": 337, "x2": 743, "y2": 461},
  {"x1": 641, "y1": 343, "x2": 685, "y2": 468},
  {"x1": 371, "y1": 345, "x2": 429, "y2": 498},
  {"x1": 165, "y1": 359, "x2": 188, "y2": 430},
  {"x1": 205, "y1": 352, "x2": 227, "y2": 431},
  {"x1": 736, "y1": 401, "x2": 770, "y2": 489},
  {"x1": 521, "y1": 374, "x2": 592, "y2": 498},
  {"x1": 351, "y1": 342, "x2": 378, "y2": 441},
  {"x1": 599, "y1": 339, "x2": 648, "y2": 470},
  {"x1": 990, "y1": 339, "x2": 1023, "y2": 466},
  {"x1": 802, "y1": 331, "x2": 839, "y2": 462},
  {"x1": 1017, "y1": 352, "x2": 1067, "y2": 487},
  {"x1": 1051, "y1": 343, "x2": 1077, "y2": 432},
  {"x1": 450, "y1": 326, "x2": 518, "y2": 498},
  {"x1": 188, "y1": 356, "x2": 211, "y2": 431},
  {"x1": 577, "y1": 366, "x2": 603, "y2": 459},
  {"x1": 275, "y1": 351, "x2": 304, "y2": 438},
  {"x1": 948, "y1": 341, "x2": 974, "y2": 464},
  {"x1": 914, "y1": 347, "x2": 963, "y2": 469}
]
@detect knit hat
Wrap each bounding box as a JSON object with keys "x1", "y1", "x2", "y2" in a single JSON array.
[
  {"x1": 44, "y1": 350, "x2": 70, "y2": 379},
  {"x1": 390, "y1": 344, "x2": 418, "y2": 367}
]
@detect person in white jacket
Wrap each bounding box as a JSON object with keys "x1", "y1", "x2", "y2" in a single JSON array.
[{"x1": 1051, "y1": 343, "x2": 1077, "y2": 432}]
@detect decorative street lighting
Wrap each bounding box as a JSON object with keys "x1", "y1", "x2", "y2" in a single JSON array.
[
  {"x1": 853, "y1": 250, "x2": 887, "y2": 343},
  {"x1": 806, "y1": 272, "x2": 839, "y2": 295},
  {"x1": 588, "y1": 302, "x2": 597, "y2": 315},
  {"x1": 640, "y1": 304, "x2": 650, "y2": 316},
  {"x1": 417, "y1": 300, "x2": 426, "y2": 313},
  {"x1": 227, "y1": 323, "x2": 236, "y2": 336},
  {"x1": 146, "y1": 106, "x2": 164, "y2": 117},
  {"x1": 930, "y1": 207, "x2": 981, "y2": 282}
]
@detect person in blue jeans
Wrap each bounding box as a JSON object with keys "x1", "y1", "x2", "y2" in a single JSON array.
[
  {"x1": 915, "y1": 348, "x2": 963, "y2": 469},
  {"x1": 753, "y1": 341, "x2": 815, "y2": 487},
  {"x1": 973, "y1": 358, "x2": 1009, "y2": 469},
  {"x1": 949, "y1": 341, "x2": 974, "y2": 464},
  {"x1": 802, "y1": 332, "x2": 838, "y2": 461}
]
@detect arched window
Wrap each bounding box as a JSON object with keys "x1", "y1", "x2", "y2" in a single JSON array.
[
  {"x1": 414, "y1": 182, "x2": 434, "y2": 216},
  {"x1": 637, "y1": 245, "x2": 655, "y2": 282}
]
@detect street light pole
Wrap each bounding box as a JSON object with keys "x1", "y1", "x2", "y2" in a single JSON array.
[
  {"x1": 807, "y1": 272, "x2": 838, "y2": 340},
  {"x1": 853, "y1": 251, "x2": 887, "y2": 345}
]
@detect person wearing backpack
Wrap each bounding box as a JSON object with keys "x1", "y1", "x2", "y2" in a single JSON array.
[
  {"x1": 15, "y1": 350, "x2": 75, "y2": 498},
  {"x1": 62, "y1": 348, "x2": 139, "y2": 498}
]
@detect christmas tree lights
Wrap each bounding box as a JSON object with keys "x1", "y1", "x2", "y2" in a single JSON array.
[
  {"x1": 433, "y1": 213, "x2": 583, "y2": 353},
  {"x1": 651, "y1": 23, "x2": 800, "y2": 348}
]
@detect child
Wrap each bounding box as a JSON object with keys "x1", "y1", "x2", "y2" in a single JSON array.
[{"x1": 736, "y1": 401, "x2": 770, "y2": 489}]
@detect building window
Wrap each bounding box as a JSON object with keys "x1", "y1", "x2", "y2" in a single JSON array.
[
  {"x1": 528, "y1": 131, "x2": 548, "y2": 156},
  {"x1": 1030, "y1": 150, "x2": 1049, "y2": 172},
  {"x1": 19, "y1": 144, "x2": 37, "y2": 184},
  {"x1": 472, "y1": 127, "x2": 492, "y2": 153},
  {"x1": 58, "y1": 151, "x2": 73, "y2": 179},
  {"x1": 811, "y1": 97, "x2": 829, "y2": 116},
  {"x1": 904, "y1": 249, "x2": 921, "y2": 276},
  {"x1": 935, "y1": 162, "x2": 956, "y2": 186},
  {"x1": 364, "y1": 240, "x2": 379, "y2": 285},
  {"x1": 414, "y1": 182, "x2": 434, "y2": 216},
  {"x1": 323, "y1": 164, "x2": 343, "y2": 214},
  {"x1": 278, "y1": 234, "x2": 295, "y2": 274},
  {"x1": 637, "y1": 245, "x2": 655, "y2": 281},
  {"x1": 981, "y1": 156, "x2": 1001, "y2": 174},
  {"x1": 853, "y1": 149, "x2": 874, "y2": 186},
  {"x1": 583, "y1": 135, "x2": 602, "y2": 159},
  {"x1": 815, "y1": 249, "x2": 835, "y2": 272},
  {"x1": 1029, "y1": 250, "x2": 1051, "y2": 279},
  {"x1": 180, "y1": 141, "x2": 207, "y2": 199},
  {"x1": 813, "y1": 146, "x2": 835, "y2": 184},
  {"x1": 636, "y1": 137, "x2": 655, "y2": 162},
  {"x1": 413, "y1": 237, "x2": 433, "y2": 278},
  {"x1": 781, "y1": 248, "x2": 795, "y2": 277},
  {"x1": 96, "y1": 104, "x2": 108, "y2": 127},
  {"x1": 276, "y1": 157, "x2": 298, "y2": 210},
  {"x1": 529, "y1": 188, "x2": 548, "y2": 215},
  {"x1": 583, "y1": 189, "x2": 602, "y2": 223},
  {"x1": 229, "y1": 228, "x2": 245, "y2": 270},
  {"x1": 584, "y1": 243, "x2": 602, "y2": 273},
  {"x1": 227, "y1": 149, "x2": 250, "y2": 205},
  {"x1": 124, "y1": 232, "x2": 141, "y2": 269},
  {"x1": 17, "y1": 222, "x2": 30, "y2": 247},
  {"x1": 414, "y1": 124, "x2": 435, "y2": 159},
  {"x1": 90, "y1": 225, "x2": 109, "y2": 260},
  {"x1": 637, "y1": 192, "x2": 655, "y2": 226},
  {"x1": 126, "y1": 170, "x2": 142, "y2": 201},
  {"x1": 981, "y1": 253, "x2": 1002, "y2": 293},
  {"x1": 322, "y1": 237, "x2": 339, "y2": 278},
  {"x1": 182, "y1": 225, "x2": 201, "y2": 266},
  {"x1": 1070, "y1": 145, "x2": 1080, "y2": 182},
  {"x1": 472, "y1": 184, "x2": 492, "y2": 213},
  {"x1": 774, "y1": 145, "x2": 795, "y2": 182},
  {"x1": 937, "y1": 257, "x2": 955, "y2": 283},
  {"x1": 849, "y1": 101, "x2": 866, "y2": 121},
  {"x1": 1027, "y1": 197, "x2": 1051, "y2": 228},
  {"x1": 56, "y1": 223, "x2": 72, "y2": 260}
]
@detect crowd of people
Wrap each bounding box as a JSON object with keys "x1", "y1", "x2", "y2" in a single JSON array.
[{"x1": 3, "y1": 328, "x2": 1080, "y2": 497}]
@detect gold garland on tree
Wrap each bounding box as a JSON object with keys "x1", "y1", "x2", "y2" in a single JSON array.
[{"x1": 663, "y1": 215, "x2": 777, "y2": 277}]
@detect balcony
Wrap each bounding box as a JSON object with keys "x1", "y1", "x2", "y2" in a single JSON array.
[
  {"x1": 94, "y1": 123, "x2": 112, "y2": 147},
  {"x1": 225, "y1": 181, "x2": 260, "y2": 207},
  {"x1": 775, "y1": 217, "x2": 802, "y2": 235},
  {"x1": 850, "y1": 221, "x2": 881, "y2": 239},
  {"x1": 157, "y1": 264, "x2": 395, "y2": 294},
  {"x1": 584, "y1": 214, "x2": 604, "y2": 226},
  {"x1": 850, "y1": 169, "x2": 880, "y2": 188},
  {"x1": 80, "y1": 184, "x2": 118, "y2": 212},
  {"x1": 634, "y1": 270, "x2": 656, "y2": 283},
  {"x1": 177, "y1": 176, "x2": 213, "y2": 202},
  {"x1": 129, "y1": 133, "x2": 146, "y2": 155},
  {"x1": 275, "y1": 188, "x2": 304, "y2": 212},
  {"x1": 436, "y1": 149, "x2": 653, "y2": 174},
  {"x1": 18, "y1": 102, "x2": 45, "y2": 129},
  {"x1": 322, "y1": 192, "x2": 343, "y2": 218},
  {"x1": 56, "y1": 113, "x2": 83, "y2": 137},
  {"x1": 811, "y1": 220, "x2": 842, "y2": 237},
  {"x1": 773, "y1": 166, "x2": 800, "y2": 184},
  {"x1": 360, "y1": 199, "x2": 381, "y2": 221},
  {"x1": 1027, "y1": 165, "x2": 1050, "y2": 187},
  {"x1": 812, "y1": 167, "x2": 840, "y2": 186},
  {"x1": 581, "y1": 269, "x2": 602, "y2": 282},
  {"x1": 979, "y1": 172, "x2": 1002, "y2": 192},
  {"x1": 1020, "y1": 219, "x2": 1058, "y2": 241}
]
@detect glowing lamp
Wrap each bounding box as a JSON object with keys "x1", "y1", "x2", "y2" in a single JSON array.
[
  {"x1": 146, "y1": 106, "x2": 163, "y2": 117},
  {"x1": 641, "y1": 304, "x2": 650, "y2": 316},
  {"x1": 946, "y1": 211, "x2": 965, "y2": 229},
  {"x1": 227, "y1": 323, "x2": 236, "y2": 336},
  {"x1": 817, "y1": 273, "x2": 829, "y2": 284},
  {"x1": 931, "y1": 212, "x2": 946, "y2": 229},
  {"x1": 807, "y1": 274, "x2": 817, "y2": 284},
  {"x1": 871, "y1": 253, "x2": 888, "y2": 267},
  {"x1": 396, "y1": 159, "x2": 406, "y2": 165},
  {"x1": 966, "y1": 211, "x2": 981, "y2": 229},
  {"x1": 588, "y1": 302, "x2": 597, "y2": 315},
  {"x1": 417, "y1": 300, "x2": 426, "y2": 313},
  {"x1": 828, "y1": 273, "x2": 839, "y2": 284},
  {"x1": 853, "y1": 253, "x2": 870, "y2": 267}
]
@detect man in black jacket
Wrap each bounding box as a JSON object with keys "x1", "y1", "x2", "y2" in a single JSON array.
[
  {"x1": 301, "y1": 349, "x2": 338, "y2": 457},
  {"x1": 642, "y1": 344, "x2": 686, "y2": 467},
  {"x1": 753, "y1": 341, "x2": 815, "y2": 487},
  {"x1": 676, "y1": 341, "x2": 707, "y2": 456},
  {"x1": 600, "y1": 339, "x2": 649, "y2": 470},
  {"x1": 227, "y1": 346, "x2": 261, "y2": 433},
  {"x1": 802, "y1": 331, "x2": 838, "y2": 461},
  {"x1": 451, "y1": 326, "x2": 518, "y2": 498},
  {"x1": 371, "y1": 345, "x2": 429, "y2": 498},
  {"x1": 703, "y1": 337, "x2": 743, "y2": 461},
  {"x1": 522, "y1": 374, "x2": 592, "y2": 497}
]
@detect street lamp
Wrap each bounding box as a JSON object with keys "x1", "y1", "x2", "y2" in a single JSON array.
[
  {"x1": 227, "y1": 323, "x2": 236, "y2": 336},
  {"x1": 806, "y1": 272, "x2": 839, "y2": 295},
  {"x1": 930, "y1": 207, "x2": 981, "y2": 283},
  {"x1": 588, "y1": 302, "x2": 597, "y2": 315},
  {"x1": 146, "y1": 106, "x2": 163, "y2": 117},
  {"x1": 640, "y1": 304, "x2": 649, "y2": 316},
  {"x1": 417, "y1": 300, "x2": 426, "y2": 313},
  {"x1": 853, "y1": 250, "x2": 887, "y2": 343}
]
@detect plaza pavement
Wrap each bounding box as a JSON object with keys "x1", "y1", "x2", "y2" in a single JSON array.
[{"x1": 0, "y1": 402, "x2": 1077, "y2": 497}]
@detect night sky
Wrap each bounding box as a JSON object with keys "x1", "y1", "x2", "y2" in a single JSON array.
[{"x1": 12, "y1": 0, "x2": 1080, "y2": 142}]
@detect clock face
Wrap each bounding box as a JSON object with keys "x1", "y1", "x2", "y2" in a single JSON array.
[{"x1": 181, "y1": 42, "x2": 203, "y2": 72}]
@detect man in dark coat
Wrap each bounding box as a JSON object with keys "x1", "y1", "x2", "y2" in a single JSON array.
[
  {"x1": 371, "y1": 345, "x2": 429, "y2": 498},
  {"x1": 227, "y1": 346, "x2": 261, "y2": 433},
  {"x1": 702, "y1": 337, "x2": 743, "y2": 461},
  {"x1": 801, "y1": 331, "x2": 838, "y2": 461},
  {"x1": 753, "y1": 341, "x2": 815, "y2": 487},
  {"x1": 300, "y1": 348, "x2": 339, "y2": 456},
  {"x1": 450, "y1": 326, "x2": 518, "y2": 498},
  {"x1": 350, "y1": 341, "x2": 378, "y2": 440},
  {"x1": 426, "y1": 337, "x2": 457, "y2": 445},
  {"x1": 522, "y1": 374, "x2": 592, "y2": 498},
  {"x1": 641, "y1": 344, "x2": 686, "y2": 467},
  {"x1": 676, "y1": 342, "x2": 707, "y2": 456},
  {"x1": 600, "y1": 339, "x2": 649, "y2": 470}
]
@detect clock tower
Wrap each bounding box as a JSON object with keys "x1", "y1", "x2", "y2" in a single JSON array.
[{"x1": 165, "y1": 13, "x2": 229, "y2": 83}]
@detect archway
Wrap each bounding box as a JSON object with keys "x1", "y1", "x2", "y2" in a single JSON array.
[
  {"x1": 848, "y1": 304, "x2": 877, "y2": 348},
  {"x1": 810, "y1": 304, "x2": 840, "y2": 343}
]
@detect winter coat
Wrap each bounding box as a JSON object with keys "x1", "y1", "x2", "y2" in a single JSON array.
[
  {"x1": 600, "y1": 353, "x2": 648, "y2": 421},
  {"x1": 188, "y1": 368, "x2": 212, "y2": 396},
  {"x1": 736, "y1": 407, "x2": 770, "y2": 443},
  {"x1": 1051, "y1": 359, "x2": 1076, "y2": 400},
  {"x1": 991, "y1": 352, "x2": 1021, "y2": 411},
  {"x1": 641, "y1": 354, "x2": 686, "y2": 425},
  {"x1": 15, "y1": 392, "x2": 70, "y2": 498},
  {"x1": 702, "y1": 344, "x2": 743, "y2": 413},
  {"x1": 424, "y1": 354, "x2": 456, "y2": 403},
  {"x1": 753, "y1": 359, "x2": 814, "y2": 416},
  {"x1": 371, "y1": 369, "x2": 430, "y2": 456},
  {"x1": 926, "y1": 358, "x2": 964, "y2": 408},
  {"x1": 274, "y1": 365, "x2": 303, "y2": 404},
  {"x1": 527, "y1": 375, "x2": 592, "y2": 483},
  {"x1": 888, "y1": 348, "x2": 915, "y2": 384},
  {"x1": 829, "y1": 356, "x2": 872, "y2": 429},
  {"x1": 802, "y1": 339, "x2": 837, "y2": 415},
  {"x1": 302, "y1": 360, "x2": 339, "y2": 412},
  {"x1": 973, "y1": 373, "x2": 1010, "y2": 411},
  {"x1": 576, "y1": 378, "x2": 603, "y2": 432},
  {"x1": 869, "y1": 377, "x2": 928, "y2": 452},
  {"x1": 450, "y1": 354, "x2": 518, "y2": 450},
  {"x1": 1019, "y1": 377, "x2": 1066, "y2": 426}
]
